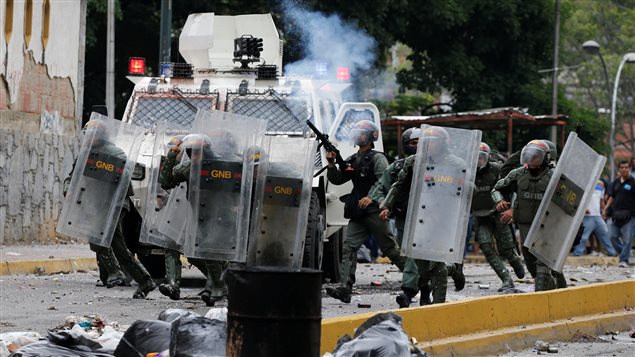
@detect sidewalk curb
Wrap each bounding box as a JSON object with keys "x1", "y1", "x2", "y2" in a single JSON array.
[
  {"x1": 0, "y1": 258, "x2": 97, "y2": 276},
  {"x1": 320, "y1": 280, "x2": 635, "y2": 356},
  {"x1": 376, "y1": 254, "x2": 620, "y2": 266}
]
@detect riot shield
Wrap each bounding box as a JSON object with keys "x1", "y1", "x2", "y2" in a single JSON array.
[
  {"x1": 524, "y1": 133, "x2": 606, "y2": 272},
  {"x1": 247, "y1": 136, "x2": 317, "y2": 268},
  {"x1": 56, "y1": 113, "x2": 144, "y2": 247},
  {"x1": 184, "y1": 110, "x2": 267, "y2": 261},
  {"x1": 139, "y1": 123, "x2": 189, "y2": 250},
  {"x1": 157, "y1": 182, "x2": 191, "y2": 246},
  {"x1": 401, "y1": 125, "x2": 482, "y2": 264}
]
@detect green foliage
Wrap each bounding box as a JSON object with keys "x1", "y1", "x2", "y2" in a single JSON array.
[{"x1": 373, "y1": 94, "x2": 435, "y2": 118}]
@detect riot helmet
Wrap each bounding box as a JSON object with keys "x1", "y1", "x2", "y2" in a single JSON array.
[
  {"x1": 207, "y1": 130, "x2": 239, "y2": 158},
  {"x1": 165, "y1": 134, "x2": 186, "y2": 156},
  {"x1": 520, "y1": 140, "x2": 550, "y2": 169},
  {"x1": 477, "y1": 142, "x2": 491, "y2": 169},
  {"x1": 82, "y1": 120, "x2": 109, "y2": 145},
  {"x1": 421, "y1": 126, "x2": 449, "y2": 157},
  {"x1": 402, "y1": 127, "x2": 421, "y2": 155},
  {"x1": 349, "y1": 120, "x2": 379, "y2": 147},
  {"x1": 542, "y1": 139, "x2": 558, "y2": 163},
  {"x1": 180, "y1": 134, "x2": 213, "y2": 159}
]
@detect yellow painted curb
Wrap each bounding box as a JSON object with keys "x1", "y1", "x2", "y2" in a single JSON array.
[
  {"x1": 422, "y1": 310, "x2": 634, "y2": 357},
  {"x1": 377, "y1": 255, "x2": 619, "y2": 266},
  {"x1": 0, "y1": 258, "x2": 97, "y2": 276},
  {"x1": 320, "y1": 280, "x2": 635, "y2": 355}
]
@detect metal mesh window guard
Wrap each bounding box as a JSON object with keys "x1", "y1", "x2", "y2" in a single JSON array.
[
  {"x1": 334, "y1": 109, "x2": 375, "y2": 141},
  {"x1": 124, "y1": 88, "x2": 219, "y2": 129},
  {"x1": 225, "y1": 88, "x2": 313, "y2": 135}
]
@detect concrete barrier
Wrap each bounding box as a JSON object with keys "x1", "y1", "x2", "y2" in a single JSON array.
[{"x1": 0, "y1": 257, "x2": 97, "y2": 276}]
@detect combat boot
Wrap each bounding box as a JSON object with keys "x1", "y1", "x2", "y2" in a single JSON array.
[
  {"x1": 448, "y1": 263, "x2": 465, "y2": 291},
  {"x1": 552, "y1": 271, "x2": 567, "y2": 289},
  {"x1": 133, "y1": 279, "x2": 156, "y2": 299},
  {"x1": 200, "y1": 290, "x2": 225, "y2": 307},
  {"x1": 535, "y1": 265, "x2": 556, "y2": 292},
  {"x1": 325, "y1": 286, "x2": 352, "y2": 303},
  {"x1": 159, "y1": 283, "x2": 180, "y2": 300},
  {"x1": 419, "y1": 284, "x2": 432, "y2": 306},
  {"x1": 396, "y1": 288, "x2": 417, "y2": 308},
  {"x1": 497, "y1": 276, "x2": 515, "y2": 292},
  {"x1": 509, "y1": 256, "x2": 526, "y2": 279},
  {"x1": 105, "y1": 271, "x2": 127, "y2": 289}
]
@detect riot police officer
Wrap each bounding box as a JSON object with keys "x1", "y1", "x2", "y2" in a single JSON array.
[
  {"x1": 76, "y1": 120, "x2": 156, "y2": 299},
  {"x1": 491, "y1": 140, "x2": 563, "y2": 291},
  {"x1": 472, "y1": 142, "x2": 525, "y2": 292},
  {"x1": 160, "y1": 133, "x2": 228, "y2": 306},
  {"x1": 325, "y1": 120, "x2": 406, "y2": 303}
]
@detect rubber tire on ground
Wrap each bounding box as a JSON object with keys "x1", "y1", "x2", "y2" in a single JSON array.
[
  {"x1": 322, "y1": 227, "x2": 343, "y2": 283},
  {"x1": 303, "y1": 191, "x2": 324, "y2": 271}
]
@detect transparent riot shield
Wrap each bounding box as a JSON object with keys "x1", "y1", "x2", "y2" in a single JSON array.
[
  {"x1": 184, "y1": 110, "x2": 267, "y2": 261},
  {"x1": 247, "y1": 136, "x2": 317, "y2": 268},
  {"x1": 139, "y1": 123, "x2": 189, "y2": 250},
  {"x1": 401, "y1": 125, "x2": 482, "y2": 264},
  {"x1": 524, "y1": 132, "x2": 606, "y2": 272},
  {"x1": 56, "y1": 113, "x2": 144, "y2": 247},
  {"x1": 157, "y1": 182, "x2": 191, "y2": 246}
]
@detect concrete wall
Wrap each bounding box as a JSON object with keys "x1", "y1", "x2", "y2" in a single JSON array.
[{"x1": 1, "y1": 0, "x2": 86, "y2": 244}]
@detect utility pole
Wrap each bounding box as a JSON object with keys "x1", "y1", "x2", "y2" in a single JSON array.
[
  {"x1": 550, "y1": 0, "x2": 561, "y2": 144},
  {"x1": 106, "y1": 0, "x2": 115, "y2": 118},
  {"x1": 159, "y1": 0, "x2": 172, "y2": 66}
]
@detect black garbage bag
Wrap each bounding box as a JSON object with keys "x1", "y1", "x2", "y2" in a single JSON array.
[
  {"x1": 11, "y1": 340, "x2": 113, "y2": 357},
  {"x1": 170, "y1": 317, "x2": 226, "y2": 357},
  {"x1": 333, "y1": 312, "x2": 428, "y2": 357},
  {"x1": 114, "y1": 320, "x2": 171, "y2": 357},
  {"x1": 158, "y1": 309, "x2": 200, "y2": 323}
]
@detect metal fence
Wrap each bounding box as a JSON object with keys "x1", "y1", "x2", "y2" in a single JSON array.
[
  {"x1": 124, "y1": 88, "x2": 220, "y2": 129},
  {"x1": 225, "y1": 88, "x2": 313, "y2": 135}
]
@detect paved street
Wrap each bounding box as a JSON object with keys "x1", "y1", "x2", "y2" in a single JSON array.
[{"x1": 1, "y1": 261, "x2": 632, "y2": 355}]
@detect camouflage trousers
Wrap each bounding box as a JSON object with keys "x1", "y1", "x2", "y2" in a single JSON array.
[
  {"x1": 474, "y1": 215, "x2": 519, "y2": 287},
  {"x1": 517, "y1": 224, "x2": 566, "y2": 291},
  {"x1": 339, "y1": 208, "x2": 406, "y2": 291},
  {"x1": 395, "y1": 216, "x2": 448, "y2": 303},
  {"x1": 90, "y1": 210, "x2": 153, "y2": 289}
]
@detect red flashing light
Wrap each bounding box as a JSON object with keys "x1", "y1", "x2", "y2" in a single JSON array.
[
  {"x1": 336, "y1": 66, "x2": 350, "y2": 81},
  {"x1": 128, "y1": 57, "x2": 146, "y2": 75}
]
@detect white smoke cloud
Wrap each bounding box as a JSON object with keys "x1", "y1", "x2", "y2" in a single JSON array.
[{"x1": 282, "y1": 1, "x2": 376, "y2": 78}]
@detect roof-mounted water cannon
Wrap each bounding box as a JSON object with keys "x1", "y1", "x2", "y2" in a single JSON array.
[{"x1": 233, "y1": 35, "x2": 264, "y2": 69}]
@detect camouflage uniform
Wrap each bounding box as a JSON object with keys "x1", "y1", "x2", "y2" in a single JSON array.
[
  {"x1": 491, "y1": 165, "x2": 562, "y2": 291},
  {"x1": 160, "y1": 150, "x2": 227, "y2": 304},
  {"x1": 382, "y1": 153, "x2": 470, "y2": 304},
  {"x1": 326, "y1": 150, "x2": 406, "y2": 303},
  {"x1": 369, "y1": 158, "x2": 422, "y2": 302},
  {"x1": 85, "y1": 141, "x2": 155, "y2": 299},
  {"x1": 472, "y1": 161, "x2": 525, "y2": 291}
]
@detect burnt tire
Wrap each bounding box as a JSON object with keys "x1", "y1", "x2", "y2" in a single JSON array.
[
  {"x1": 303, "y1": 191, "x2": 324, "y2": 271},
  {"x1": 322, "y1": 227, "x2": 343, "y2": 283}
]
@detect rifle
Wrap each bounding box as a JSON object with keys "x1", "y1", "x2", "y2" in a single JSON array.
[{"x1": 306, "y1": 120, "x2": 349, "y2": 176}]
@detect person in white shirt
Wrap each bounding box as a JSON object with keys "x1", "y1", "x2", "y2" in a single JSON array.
[{"x1": 572, "y1": 180, "x2": 617, "y2": 256}]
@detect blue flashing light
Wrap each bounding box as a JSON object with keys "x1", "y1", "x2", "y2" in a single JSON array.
[
  {"x1": 315, "y1": 61, "x2": 329, "y2": 77},
  {"x1": 160, "y1": 62, "x2": 173, "y2": 77}
]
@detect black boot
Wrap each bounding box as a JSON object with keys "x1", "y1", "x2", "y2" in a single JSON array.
[
  {"x1": 449, "y1": 263, "x2": 465, "y2": 291},
  {"x1": 325, "y1": 286, "x2": 352, "y2": 304},
  {"x1": 419, "y1": 284, "x2": 432, "y2": 306},
  {"x1": 133, "y1": 280, "x2": 156, "y2": 299},
  {"x1": 509, "y1": 256, "x2": 526, "y2": 279},
  {"x1": 159, "y1": 283, "x2": 180, "y2": 300}
]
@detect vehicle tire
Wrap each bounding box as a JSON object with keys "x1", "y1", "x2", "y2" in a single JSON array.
[
  {"x1": 322, "y1": 227, "x2": 343, "y2": 283},
  {"x1": 303, "y1": 191, "x2": 324, "y2": 271}
]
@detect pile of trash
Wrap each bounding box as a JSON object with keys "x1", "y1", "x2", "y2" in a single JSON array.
[
  {"x1": 324, "y1": 312, "x2": 428, "y2": 357},
  {"x1": 0, "y1": 308, "x2": 227, "y2": 357}
]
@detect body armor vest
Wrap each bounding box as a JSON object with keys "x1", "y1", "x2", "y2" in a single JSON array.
[
  {"x1": 389, "y1": 158, "x2": 411, "y2": 217},
  {"x1": 347, "y1": 150, "x2": 382, "y2": 198},
  {"x1": 514, "y1": 167, "x2": 551, "y2": 224},
  {"x1": 471, "y1": 163, "x2": 499, "y2": 216}
]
